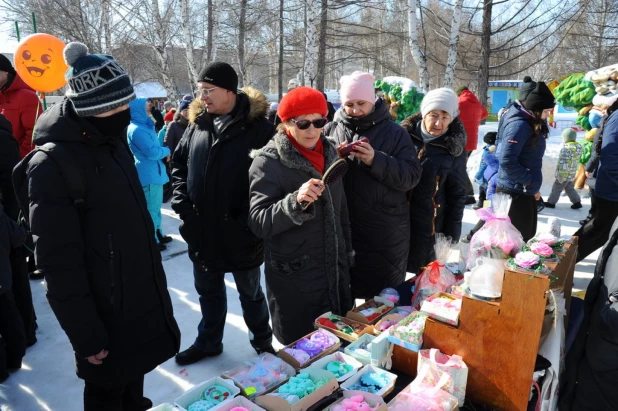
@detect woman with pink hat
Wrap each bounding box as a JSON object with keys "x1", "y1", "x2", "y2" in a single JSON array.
[{"x1": 325, "y1": 71, "x2": 421, "y2": 299}]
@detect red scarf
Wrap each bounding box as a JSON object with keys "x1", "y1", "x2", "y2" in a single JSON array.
[{"x1": 286, "y1": 131, "x2": 325, "y2": 174}]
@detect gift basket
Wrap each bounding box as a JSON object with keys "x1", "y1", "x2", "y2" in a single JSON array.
[
  {"x1": 466, "y1": 194, "x2": 525, "y2": 300},
  {"x1": 411, "y1": 234, "x2": 456, "y2": 309}
]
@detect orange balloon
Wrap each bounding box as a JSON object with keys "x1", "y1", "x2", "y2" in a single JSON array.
[{"x1": 14, "y1": 33, "x2": 69, "y2": 93}]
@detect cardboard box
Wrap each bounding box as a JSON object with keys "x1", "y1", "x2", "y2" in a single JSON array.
[
  {"x1": 344, "y1": 333, "x2": 375, "y2": 365},
  {"x1": 306, "y1": 351, "x2": 363, "y2": 382},
  {"x1": 222, "y1": 353, "x2": 297, "y2": 399},
  {"x1": 388, "y1": 311, "x2": 427, "y2": 350},
  {"x1": 346, "y1": 297, "x2": 395, "y2": 325},
  {"x1": 314, "y1": 312, "x2": 372, "y2": 342},
  {"x1": 254, "y1": 368, "x2": 339, "y2": 411},
  {"x1": 370, "y1": 331, "x2": 392, "y2": 367},
  {"x1": 340, "y1": 365, "x2": 398, "y2": 398},
  {"x1": 278, "y1": 329, "x2": 341, "y2": 369},
  {"x1": 387, "y1": 334, "x2": 422, "y2": 352},
  {"x1": 214, "y1": 396, "x2": 267, "y2": 411},
  {"x1": 175, "y1": 376, "x2": 241, "y2": 411},
  {"x1": 373, "y1": 314, "x2": 408, "y2": 335},
  {"x1": 324, "y1": 390, "x2": 387, "y2": 411},
  {"x1": 420, "y1": 292, "x2": 462, "y2": 326}
]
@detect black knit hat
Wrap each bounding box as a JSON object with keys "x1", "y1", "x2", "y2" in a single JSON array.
[
  {"x1": 0, "y1": 53, "x2": 16, "y2": 75},
  {"x1": 197, "y1": 62, "x2": 238, "y2": 92},
  {"x1": 483, "y1": 131, "x2": 497, "y2": 145},
  {"x1": 519, "y1": 76, "x2": 536, "y2": 102},
  {"x1": 525, "y1": 82, "x2": 555, "y2": 112},
  {"x1": 63, "y1": 42, "x2": 135, "y2": 117}
]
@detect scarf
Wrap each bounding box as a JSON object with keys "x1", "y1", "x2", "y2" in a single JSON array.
[{"x1": 286, "y1": 131, "x2": 325, "y2": 174}]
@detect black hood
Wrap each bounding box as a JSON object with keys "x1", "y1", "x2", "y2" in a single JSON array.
[
  {"x1": 33, "y1": 97, "x2": 120, "y2": 147},
  {"x1": 334, "y1": 97, "x2": 391, "y2": 132}
]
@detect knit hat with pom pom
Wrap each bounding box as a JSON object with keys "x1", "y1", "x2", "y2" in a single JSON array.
[
  {"x1": 519, "y1": 76, "x2": 537, "y2": 102},
  {"x1": 63, "y1": 42, "x2": 135, "y2": 117}
]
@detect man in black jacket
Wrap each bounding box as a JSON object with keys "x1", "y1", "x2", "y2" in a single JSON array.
[
  {"x1": 172, "y1": 62, "x2": 275, "y2": 365},
  {"x1": 20, "y1": 42, "x2": 180, "y2": 410}
]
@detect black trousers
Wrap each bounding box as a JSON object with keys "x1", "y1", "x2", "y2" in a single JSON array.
[
  {"x1": 587, "y1": 187, "x2": 597, "y2": 220},
  {"x1": 497, "y1": 188, "x2": 537, "y2": 242},
  {"x1": 574, "y1": 196, "x2": 618, "y2": 263},
  {"x1": 0, "y1": 291, "x2": 26, "y2": 378},
  {"x1": 84, "y1": 376, "x2": 152, "y2": 411},
  {"x1": 9, "y1": 246, "x2": 36, "y2": 344}
]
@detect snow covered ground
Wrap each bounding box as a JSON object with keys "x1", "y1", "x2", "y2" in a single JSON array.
[{"x1": 2, "y1": 123, "x2": 598, "y2": 410}]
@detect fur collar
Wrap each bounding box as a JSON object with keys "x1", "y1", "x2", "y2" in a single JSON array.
[
  {"x1": 251, "y1": 132, "x2": 339, "y2": 178},
  {"x1": 400, "y1": 112, "x2": 467, "y2": 157},
  {"x1": 188, "y1": 86, "x2": 269, "y2": 125}
]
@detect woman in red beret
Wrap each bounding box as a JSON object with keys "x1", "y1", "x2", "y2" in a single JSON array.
[{"x1": 248, "y1": 86, "x2": 353, "y2": 344}]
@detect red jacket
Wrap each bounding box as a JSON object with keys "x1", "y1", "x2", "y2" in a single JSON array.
[
  {"x1": 458, "y1": 90, "x2": 488, "y2": 152},
  {"x1": 0, "y1": 74, "x2": 43, "y2": 158}
]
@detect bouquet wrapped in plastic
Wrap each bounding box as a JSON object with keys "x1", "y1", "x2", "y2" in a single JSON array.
[
  {"x1": 467, "y1": 193, "x2": 525, "y2": 268},
  {"x1": 412, "y1": 234, "x2": 456, "y2": 309}
]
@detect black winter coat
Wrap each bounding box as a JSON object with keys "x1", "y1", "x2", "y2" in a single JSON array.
[
  {"x1": 171, "y1": 88, "x2": 275, "y2": 271},
  {"x1": 559, "y1": 220, "x2": 618, "y2": 410},
  {"x1": 25, "y1": 99, "x2": 180, "y2": 385},
  {"x1": 164, "y1": 113, "x2": 188, "y2": 156},
  {"x1": 0, "y1": 114, "x2": 20, "y2": 220},
  {"x1": 401, "y1": 113, "x2": 468, "y2": 273},
  {"x1": 249, "y1": 133, "x2": 353, "y2": 344},
  {"x1": 325, "y1": 99, "x2": 421, "y2": 299},
  {"x1": 0, "y1": 203, "x2": 25, "y2": 294}
]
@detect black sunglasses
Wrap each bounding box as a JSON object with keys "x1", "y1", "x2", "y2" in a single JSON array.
[{"x1": 290, "y1": 118, "x2": 328, "y2": 130}]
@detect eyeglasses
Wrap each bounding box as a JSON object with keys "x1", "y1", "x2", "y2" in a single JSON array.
[
  {"x1": 196, "y1": 87, "x2": 219, "y2": 97},
  {"x1": 290, "y1": 118, "x2": 328, "y2": 130}
]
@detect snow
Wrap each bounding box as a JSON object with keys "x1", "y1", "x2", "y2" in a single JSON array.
[
  {"x1": 3, "y1": 123, "x2": 599, "y2": 410},
  {"x1": 134, "y1": 82, "x2": 168, "y2": 99},
  {"x1": 381, "y1": 76, "x2": 422, "y2": 94}
]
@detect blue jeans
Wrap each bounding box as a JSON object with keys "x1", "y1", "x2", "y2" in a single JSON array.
[
  {"x1": 142, "y1": 184, "x2": 163, "y2": 242},
  {"x1": 193, "y1": 264, "x2": 272, "y2": 352}
]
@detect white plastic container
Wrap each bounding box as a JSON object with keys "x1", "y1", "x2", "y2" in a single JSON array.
[{"x1": 174, "y1": 376, "x2": 241, "y2": 411}]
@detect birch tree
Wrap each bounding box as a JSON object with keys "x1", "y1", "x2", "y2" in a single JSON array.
[
  {"x1": 408, "y1": 0, "x2": 429, "y2": 92},
  {"x1": 180, "y1": 0, "x2": 199, "y2": 86},
  {"x1": 237, "y1": 0, "x2": 248, "y2": 87},
  {"x1": 304, "y1": 0, "x2": 321, "y2": 87},
  {"x1": 443, "y1": 0, "x2": 463, "y2": 88}
]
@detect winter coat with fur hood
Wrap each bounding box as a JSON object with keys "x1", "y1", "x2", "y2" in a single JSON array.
[
  {"x1": 249, "y1": 132, "x2": 353, "y2": 344},
  {"x1": 324, "y1": 98, "x2": 421, "y2": 299},
  {"x1": 171, "y1": 88, "x2": 275, "y2": 271},
  {"x1": 401, "y1": 113, "x2": 468, "y2": 273}
]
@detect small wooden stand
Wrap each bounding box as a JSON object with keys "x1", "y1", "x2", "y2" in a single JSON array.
[{"x1": 392, "y1": 238, "x2": 577, "y2": 411}]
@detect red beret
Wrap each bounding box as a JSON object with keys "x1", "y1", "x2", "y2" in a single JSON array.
[
  {"x1": 277, "y1": 86, "x2": 328, "y2": 122},
  {"x1": 164, "y1": 110, "x2": 175, "y2": 121}
]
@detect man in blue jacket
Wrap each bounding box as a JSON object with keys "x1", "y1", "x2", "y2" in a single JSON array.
[{"x1": 128, "y1": 98, "x2": 173, "y2": 251}]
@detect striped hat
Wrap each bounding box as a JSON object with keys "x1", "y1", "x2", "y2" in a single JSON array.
[{"x1": 63, "y1": 42, "x2": 135, "y2": 117}]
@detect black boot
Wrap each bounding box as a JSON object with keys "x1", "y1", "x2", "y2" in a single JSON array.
[
  {"x1": 472, "y1": 191, "x2": 487, "y2": 210},
  {"x1": 571, "y1": 202, "x2": 583, "y2": 209},
  {"x1": 175, "y1": 345, "x2": 223, "y2": 365},
  {"x1": 156, "y1": 229, "x2": 173, "y2": 244}
]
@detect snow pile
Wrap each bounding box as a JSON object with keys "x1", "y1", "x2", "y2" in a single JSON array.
[{"x1": 381, "y1": 76, "x2": 422, "y2": 94}]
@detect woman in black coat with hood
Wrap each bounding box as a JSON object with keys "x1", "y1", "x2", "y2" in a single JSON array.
[
  {"x1": 325, "y1": 72, "x2": 421, "y2": 299},
  {"x1": 401, "y1": 88, "x2": 468, "y2": 273}
]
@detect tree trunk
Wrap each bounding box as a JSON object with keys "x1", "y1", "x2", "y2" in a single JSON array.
[
  {"x1": 102, "y1": 0, "x2": 112, "y2": 53},
  {"x1": 315, "y1": 0, "x2": 327, "y2": 91},
  {"x1": 407, "y1": 0, "x2": 429, "y2": 92},
  {"x1": 477, "y1": 0, "x2": 492, "y2": 107},
  {"x1": 151, "y1": 0, "x2": 176, "y2": 99},
  {"x1": 204, "y1": 0, "x2": 218, "y2": 67},
  {"x1": 443, "y1": 0, "x2": 463, "y2": 88},
  {"x1": 304, "y1": 0, "x2": 321, "y2": 87},
  {"x1": 237, "y1": 0, "x2": 247, "y2": 87},
  {"x1": 278, "y1": 0, "x2": 284, "y2": 99},
  {"x1": 181, "y1": 0, "x2": 199, "y2": 87}
]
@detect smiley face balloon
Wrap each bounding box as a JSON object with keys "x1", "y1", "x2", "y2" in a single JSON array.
[{"x1": 14, "y1": 33, "x2": 69, "y2": 93}]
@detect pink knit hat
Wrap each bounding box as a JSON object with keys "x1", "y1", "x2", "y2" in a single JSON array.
[{"x1": 339, "y1": 71, "x2": 376, "y2": 104}]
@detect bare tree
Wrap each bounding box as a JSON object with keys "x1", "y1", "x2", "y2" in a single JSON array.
[
  {"x1": 408, "y1": 0, "x2": 429, "y2": 92},
  {"x1": 304, "y1": 0, "x2": 321, "y2": 87},
  {"x1": 443, "y1": 0, "x2": 462, "y2": 88},
  {"x1": 180, "y1": 0, "x2": 199, "y2": 87},
  {"x1": 237, "y1": 0, "x2": 248, "y2": 87}
]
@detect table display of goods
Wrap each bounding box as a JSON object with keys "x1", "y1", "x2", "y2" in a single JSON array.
[
  {"x1": 527, "y1": 232, "x2": 568, "y2": 254},
  {"x1": 420, "y1": 293, "x2": 462, "y2": 326},
  {"x1": 280, "y1": 329, "x2": 340, "y2": 368},
  {"x1": 344, "y1": 334, "x2": 375, "y2": 365},
  {"x1": 387, "y1": 311, "x2": 428, "y2": 352},
  {"x1": 315, "y1": 312, "x2": 369, "y2": 342},
  {"x1": 411, "y1": 234, "x2": 457, "y2": 309},
  {"x1": 308, "y1": 352, "x2": 363, "y2": 382},
  {"x1": 341, "y1": 365, "x2": 398, "y2": 397},
  {"x1": 174, "y1": 377, "x2": 241, "y2": 411},
  {"x1": 417, "y1": 349, "x2": 468, "y2": 406},
  {"x1": 266, "y1": 373, "x2": 332, "y2": 405},
  {"x1": 347, "y1": 297, "x2": 395, "y2": 325},
  {"x1": 222, "y1": 353, "x2": 295, "y2": 398},
  {"x1": 506, "y1": 251, "x2": 551, "y2": 275}
]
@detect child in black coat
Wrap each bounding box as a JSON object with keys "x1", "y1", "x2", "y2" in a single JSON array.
[{"x1": 0, "y1": 203, "x2": 27, "y2": 382}]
